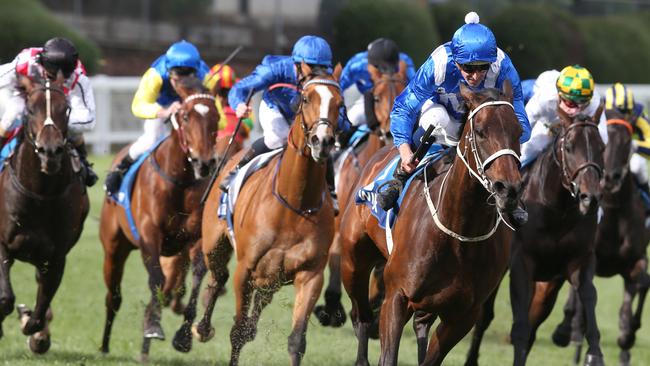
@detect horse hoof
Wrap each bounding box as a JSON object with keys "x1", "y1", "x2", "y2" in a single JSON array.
[
  {"x1": 313, "y1": 305, "x2": 331, "y2": 326},
  {"x1": 28, "y1": 333, "x2": 51, "y2": 354},
  {"x1": 172, "y1": 326, "x2": 192, "y2": 353},
  {"x1": 329, "y1": 304, "x2": 347, "y2": 327},
  {"x1": 144, "y1": 325, "x2": 165, "y2": 340},
  {"x1": 552, "y1": 326, "x2": 571, "y2": 347},
  {"x1": 137, "y1": 353, "x2": 150, "y2": 364},
  {"x1": 584, "y1": 353, "x2": 605, "y2": 366},
  {"x1": 619, "y1": 349, "x2": 631, "y2": 366},
  {"x1": 191, "y1": 322, "x2": 214, "y2": 343}
]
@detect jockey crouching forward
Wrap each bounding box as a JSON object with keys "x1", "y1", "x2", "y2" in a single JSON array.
[
  {"x1": 103, "y1": 40, "x2": 211, "y2": 195},
  {"x1": 604, "y1": 83, "x2": 650, "y2": 227},
  {"x1": 337, "y1": 38, "x2": 416, "y2": 146},
  {"x1": 218, "y1": 35, "x2": 341, "y2": 214},
  {"x1": 0, "y1": 37, "x2": 97, "y2": 186},
  {"x1": 376, "y1": 12, "x2": 531, "y2": 226}
]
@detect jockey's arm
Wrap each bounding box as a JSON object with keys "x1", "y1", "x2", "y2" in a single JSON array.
[
  {"x1": 499, "y1": 59, "x2": 531, "y2": 143},
  {"x1": 339, "y1": 53, "x2": 366, "y2": 93},
  {"x1": 131, "y1": 68, "x2": 163, "y2": 119},
  {"x1": 633, "y1": 113, "x2": 650, "y2": 158},
  {"x1": 67, "y1": 74, "x2": 96, "y2": 134},
  {"x1": 0, "y1": 58, "x2": 18, "y2": 90},
  {"x1": 228, "y1": 63, "x2": 276, "y2": 112}
]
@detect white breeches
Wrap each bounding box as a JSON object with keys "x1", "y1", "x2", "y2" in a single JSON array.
[
  {"x1": 0, "y1": 93, "x2": 24, "y2": 136},
  {"x1": 346, "y1": 95, "x2": 366, "y2": 127},
  {"x1": 128, "y1": 117, "x2": 169, "y2": 159},
  {"x1": 520, "y1": 122, "x2": 553, "y2": 165},
  {"x1": 630, "y1": 153, "x2": 649, "y2": 184},
  {"x1": 418, "y1": 100, "x2": 461, "y2": 146},
  {"x1": 259, "y1": 100, "x2": 290, "y2": 149}
]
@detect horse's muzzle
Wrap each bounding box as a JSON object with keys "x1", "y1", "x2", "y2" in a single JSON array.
[
  {"x1": 602, "y1": 169, "x2": 625, "y2": 193},
  {"x1": 191, "y1": 157, "x2": 216, "y2": 179},
  {"x1": 492, "y1": 180, "x2": 522, "y2": 212},
  {"x1": 37, "y1": 144, "x2": 65, "y2": 175}
]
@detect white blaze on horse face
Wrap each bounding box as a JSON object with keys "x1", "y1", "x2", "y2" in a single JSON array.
[
  {"x1": 193, "y1": 103, "x2": 210, "y2": 116},
  {"x1": 315, "y1": 85, "x2": 333, "y2": 139}
]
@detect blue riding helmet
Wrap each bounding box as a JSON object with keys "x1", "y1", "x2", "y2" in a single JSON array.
[
  {"x1": 165, "y1": 40, "x2": 201, "y2": 71},
  {"x1": 451, "y1": 12, "x2": 497, "y2": 65},
  {"x1": 291, "y1": 35, "x2": 332, "y2": 67}
]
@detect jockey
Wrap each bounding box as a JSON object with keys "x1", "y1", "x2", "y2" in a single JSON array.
[
  {"x1": 520, "y1": 65, "x2": 607, "y2": 167},
  {"x1": 205, "y1": 64, "x2": 253, "y2": 144},
  {"x1": 604, "y1": 83, "x2": 650, "y2": 227},
  {"x1": 0, "y1": 37, "x2": 98, "y2": 186},
  {"x1": 219, "y1": 35, "x2": 341, "y2": 214},
  {"x1": 104, "y1": 40, "x2": 211, "y2": 195},
  {"x1": 339, "y1": 38, "x2": 416, "y2": 133},
  {"x1": 376, "y1": 12, "x2": 531, "y2": 222}
]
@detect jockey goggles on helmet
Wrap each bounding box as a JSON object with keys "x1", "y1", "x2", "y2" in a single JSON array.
[{"x1": 458, "y1": 62, "x2": 490, "y2": 73}]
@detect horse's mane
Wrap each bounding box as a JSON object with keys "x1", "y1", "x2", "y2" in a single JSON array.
[{"x1": 472, "y1": 87, "x2": 501, "y2": 102}]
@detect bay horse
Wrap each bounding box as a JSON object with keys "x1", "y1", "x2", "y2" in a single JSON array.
[
  {"x1": 549, "y1": 110, "x2": 650, "y2": 366},
  {"x1": 341, "y1": 81, "x2": 523, "y2": 366},
  {"x1": 192, "y1": 62, "x2": 343, "y2": 366},
  {"x1": 315, "y1": 61, "x2": 408, "y2": 328},
  {"x1": 0, "y1": 74, "x2": 89, "y2": 354},
  {"x1": 99, "y1": 76, "x2": 219, "y2": 360}
]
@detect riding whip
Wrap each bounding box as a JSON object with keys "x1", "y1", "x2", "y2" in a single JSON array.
[
  {"x1": 205, "y1": 45, "x2": 244, "y2": 85},
  {"x1": 411, "y1": 125, "x2": 435, "y2": 164},
  {"x1": 200, "y1": 88, "x2": 254, "y2": 205}
]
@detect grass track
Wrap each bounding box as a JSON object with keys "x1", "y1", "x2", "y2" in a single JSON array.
[{"x1": 0, "y1": 155, "x2": 648, "y2": 365}]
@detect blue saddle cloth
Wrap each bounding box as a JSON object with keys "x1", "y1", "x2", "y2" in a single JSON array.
[
  {"x1": 349, "y1": 124, "x2": 371, "y2": 146},
  {"x1": 108, "y1": 135, "x2": 168, "y2": 241},
  {"x1": 0, "y1": 137, "x2": 18, "y2": 172},
  {"x1": 355, "y1": 144, "x2": 447, "y2": 229}
]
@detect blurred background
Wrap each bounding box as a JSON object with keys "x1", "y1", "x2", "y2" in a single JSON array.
[{"x1": 1, "y1": 0, "x2": 649, "y2": 153}]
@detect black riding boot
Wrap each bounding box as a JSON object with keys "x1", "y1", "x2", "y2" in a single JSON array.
[
  {"x1": 326, "y1": 157, "x2": 339, "y2": 216},
  {"x1": 104, "y1": 154, "x2": 135, "y2": 196},
  {"x1": 219, "y1": 137, "x2": 272, "y2": 192},
  {"x1": 376, "y1": 161, "x2": 411, "y2": 211},
  {"x1": 75, "y1": 143, "x2": 98, "y2": 187}
]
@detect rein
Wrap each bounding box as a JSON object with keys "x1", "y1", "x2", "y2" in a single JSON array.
[
  {"x1": 23, "y1": 81, "x2": 69, "y2": 151},
  {"x1": 169, "y1": 93, "x2": 216, "y2": 156},
  {"x1": 423, "y1": 100, "x2": 519, "y2": 242}
]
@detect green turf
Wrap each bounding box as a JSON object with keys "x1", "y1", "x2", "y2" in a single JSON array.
[{"x1": 0, "y1": 155, "x2": 648, "y2": 365}]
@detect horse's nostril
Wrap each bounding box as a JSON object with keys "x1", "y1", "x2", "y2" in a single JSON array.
[
  {"x1": 613, "y1": 172, "x2": 621, "y2": 181},
  {"x1": 311, "y1": 135, "x2": 319, "y2": 145},
  {"x1": 493, "y1": 181, "x2": 506, "y2": 194}
]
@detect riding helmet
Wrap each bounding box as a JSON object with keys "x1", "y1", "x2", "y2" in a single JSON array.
[
  {"x1": 291, "y1": 35, "x2": 332, "y2": 67},
  {"x1": 165, "y1": 40, "x2": 202, "y2": 71},
  {"x1": 451, "y1": 12, "x2": 497, "y2": 65},
  {"x1": 556, "y1": 65, "x2": 594, "y2": 104},
  {"x1": 367, "y1": 38, "x2": 400, "y2": 74},
  {"x1": 39, "y1": 37, "x2": 79, "y2": 78},
  {"x1": 605, "y1": 82, "x2": 634, "y2": 113}
]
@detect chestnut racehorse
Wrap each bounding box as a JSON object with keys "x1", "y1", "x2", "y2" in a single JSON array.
[
  {"x1": 192, "y1": 62, "x2": 343, "y2": 366},
  {"x1": 99, "y1": 76, "x2": 218, "y2": 360},
  {"x1": 0, "y1": 75, "x2": 89, "y2": 354},
  {"x1": 315, "y1": 61, "x2": 408, "y2": 328},
  {"x1": 341, "y1": 82, "x2": 523, "y2": 366},
  {"x1": 549, "y1": 110, "x2": 650, "y2": 366}
]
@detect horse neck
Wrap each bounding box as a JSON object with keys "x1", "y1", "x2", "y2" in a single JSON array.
[
  {"x1": 532, "y1": 147, "x2": 574, "y2": 208},
  {"x1": 276, "y1": 120, "x2": 326, "y2": 210},
  {"x1": 14, "y1": 140, "x2": 71, "y2": 195},
  {"x1": 154, "y1": 132, "x2": 192, "y2": 182},
  {"x1": 602, "y1": 171, "x2": 634, "y2": 210}
]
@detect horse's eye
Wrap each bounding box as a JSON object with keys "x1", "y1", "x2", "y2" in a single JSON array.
[
  {"x1": 374, "y1": 96, "x2": 380, "y2": 102},
  {"x1": 474, "y1": 127, "x2": 486, "y2": 138},
  {"x1": 302, "y1": 96, "x2": 308, "y2": 104},
  {"x1": 183, "y1": 113, "x2": 189, "y2": 122}
]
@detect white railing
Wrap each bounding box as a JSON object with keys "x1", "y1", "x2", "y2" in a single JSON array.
[{"x1": 85, "y1": 76, "x2": 650, "y2": 155}]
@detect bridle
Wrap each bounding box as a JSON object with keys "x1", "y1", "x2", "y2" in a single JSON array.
[
  {"x1": 23, "y1": 80, "x2": 69, "y2": 152},
  {"x1": 169, "y1": 93, "x2": 216, "y2": 158},
  {"x1": 424, "y1": 100, "x2": 521, "y2": 242},
  {"x1": 552, "y1": 121, "x2": 603, "y2": 198}
]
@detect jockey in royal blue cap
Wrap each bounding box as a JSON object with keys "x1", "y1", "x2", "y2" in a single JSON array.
[
  {"x1": 375, "y1": 12, "x2": 531, "y2": 225},
  {"x1": 104, "y1": 40, "x2": 211, "y2": 195},
  {"x1": 219, "y1": 35, "x2": 342, "y2": 213}
]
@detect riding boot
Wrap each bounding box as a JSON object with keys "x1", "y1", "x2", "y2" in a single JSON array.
[
  {"x1": 104, "y1": 154, "x2": 135, "y2": 196},
  {"x1": 219, "y1": 137, "x2": 272, "y2": 192},
  {"x1": 637, "y1": 181, "x2": 650, "y2": 228},
  {"x1": 74, "y1": 143, "x2": 98, "y2": 187},
  {"x1": 376, "y1": 161, "x2": 411, "y2": 211},
  {"x1": 326, "y1": 157, "x2": 339, "y2": 216}
]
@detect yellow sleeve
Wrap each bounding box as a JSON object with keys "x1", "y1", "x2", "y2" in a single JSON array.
[
  {"x1": 131, "y1": 68, "x2": 163, "y2": 119},
  {"x1": 203, "y1": 72, "x2": 217, "y2": 91},
  {"x1": 216, "y1": 99, "x2": 228, "y2": 130},
  {"x1": 633, "y1": 114, "x2": 650, "y2": 159}
]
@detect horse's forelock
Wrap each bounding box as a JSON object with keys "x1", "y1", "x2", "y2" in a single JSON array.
[{"x1": 176, "y1": 75, "x2": 208, "y2": 97}]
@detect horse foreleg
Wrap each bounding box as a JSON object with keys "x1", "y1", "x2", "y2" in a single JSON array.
[
  {"x1": 173, "y1": 242, "x2": 208, "y2": 353},
  {"x1": 618, "y1": 258, "x2": 649, "y2": 352},
  {"x1": 413, "y1": 310, "x2": 436, "y2": 365},
  {"x1": 377, "y1": 287, "x2": 411, "y2": 366},
  {"x1": 464, "y1": 285, "x2": 499, "y2": 366},
  {"x1": 161, "y1": 249, "x2": 190, "y2": 314},
  {"x1": 229, "y1": 263, "x2": 254, "y2": 366},
  {"x1": 552, "y1": 284, "x2": 578, "y2": 347},
  {"x1": 368, "y1": 263, "x2": 386, "y2": 339},
  {"x1": 573, "y1": 256, "x2": 604, "y2": 366},
  {"x1": 101, "y1": 238, "x2": 132, "y2": 353},
  {"x1": 18, "y1": 304, "x2": 53, "y2": 354},
  {"x1": 22, "y1": 258, "x2": 64, "y2": 337},
  {"x1": 314, "y1": 233, "x2": 347, "y2": 327},
  {"x1": 527, "y1": 279, "x2": 564, "y2": 352},
  {"x1": 509, "y1": 247, "x2": 535, "y2": 366},
  {"x1": 0, "y1": 244, "x2": 15, "y2": 340},
  {"x1": 139, "y1": 243, "x2": 165, "y2": 341},
  {"x1": 422, "y1": 307, "x2": 480, "y2": 366},
  {"x1": 287, "y1": 270, "x2": 323, "y2": 366}
]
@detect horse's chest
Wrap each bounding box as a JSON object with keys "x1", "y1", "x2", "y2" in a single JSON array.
[{"x1": 8, "y1": 233, "x2": 57, "y2": 262}]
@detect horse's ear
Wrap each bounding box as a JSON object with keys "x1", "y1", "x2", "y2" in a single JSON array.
[
  {"x1": 593, "y1": 101, "x2": 604, "y2": 123},
  {"x1": 398, "y1": 60, "x2": 408, "y2": 81},
  {"x1": 299, "y1": 62, "x2": 312, "y2": 78},
  {"x1": 502, "y1": 79, "x2": 513, "y2": 103},
  {"x1": 367, "y1": 64, "x2": 382, "y2": 83},
  {"x1": 459, "y1": 83, "x2": 476, "y2": 107},
  {"x1": 19, "y1": 75, "x2": 34, "y2": 94},
  {"x1": 332, "y1": 62, "x2": 342, "y2": 82}
]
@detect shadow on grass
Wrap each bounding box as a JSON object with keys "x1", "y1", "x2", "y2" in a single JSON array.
[{"x1": 1, "y1": 348, "x2": 217, "y2": 366}]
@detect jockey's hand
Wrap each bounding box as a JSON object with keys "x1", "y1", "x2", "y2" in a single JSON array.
[
  {"x1": 157, "y1": 101, "x2": 182, "y2": 119},
  {"x1": 235, "y1": 103, "x2": 252, "y2": 119},
  {"x1": 398, "y1": 144, "x2": 418, "y2": 173}
]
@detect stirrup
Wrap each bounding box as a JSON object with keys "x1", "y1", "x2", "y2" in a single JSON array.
[
  {"x1": 376, "y1": 180, "x2": 402, "y2": 211},
  {"x1": 219, "y1": 169, "x2": 238, "y2": 192}
]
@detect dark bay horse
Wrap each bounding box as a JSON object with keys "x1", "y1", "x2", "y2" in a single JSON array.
[
  {"x1": 0, "y1": 75, "x2": 89, "y2": 353},
  {"x1": 192, "y1": 62, "x2": 343, "y2": 366},
  {"x1": 341, "y1": 82, "x2": 523, "y2": 366},
  {"x1": 315, "y1": 61, "x2": 408, "y2": 328},
  {"x1": 550, "y1": 112, "x2": 650, "y2": 366},
  {"x1": 99, "y1": 76, "x2": 218, "y2": 359}
]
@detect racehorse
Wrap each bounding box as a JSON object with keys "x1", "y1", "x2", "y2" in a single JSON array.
[
  {"x1": 341, "y1": 81, "x2": 523, "y2": 366},
  {"x1": 192, "y1": 62, "x2": 343, "y2": 366},
  {"x1": 314, "y1": 61, "x2": 408, "y2": 328},
  {"x1": 549, "y1": 110, "x2": 650, "y2": 366},
  {"x1": 0, "y1": 74, "x2": 89, "y2": 354},
  {"x1": 99, "y1": 75, "x2": 219, "y2": 360}
]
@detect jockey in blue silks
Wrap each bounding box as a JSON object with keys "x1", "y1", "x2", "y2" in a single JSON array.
[
  {"x1": 339, "y1": 38, "x2": 416, "y2": 131},
  {"x1": 220, "y1": 35, "x2": 342, "y2": 213},
  {"x1": 376, "y1": 12, "x2": 531, "y2": 225}
]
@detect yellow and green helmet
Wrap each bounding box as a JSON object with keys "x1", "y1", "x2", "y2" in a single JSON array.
[{"x1": 556, "y1": 65, "x2": 595, "y2": 103}]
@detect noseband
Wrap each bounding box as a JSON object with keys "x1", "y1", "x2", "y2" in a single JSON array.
[
  {"x1": 24, "y1": 81, "x2": 69, "y2": 152},
  {"x1": 169, "y1": 93, "x2": 216, "y2": 157},
  {"x1": 553, "y1": 121, "x2": 603, "y2": 198}
]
